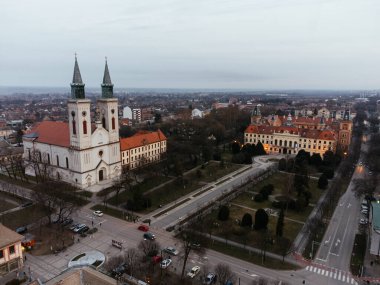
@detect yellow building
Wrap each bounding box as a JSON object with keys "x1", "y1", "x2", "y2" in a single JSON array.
[
  {"x1": 120, "y1": 130, "x2": 167, "y2": 169},
  {"x1": 0, "y1": 224, "x2": 24, "y2": 276}
]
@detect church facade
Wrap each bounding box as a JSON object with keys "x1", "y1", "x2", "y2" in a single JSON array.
[{"x1": 23, "y1": 58, "x2": 122, "y2": 189}]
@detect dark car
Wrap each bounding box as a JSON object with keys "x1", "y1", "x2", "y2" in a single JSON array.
[
  {"x1": 16, "y1": 226, "x2": 27, "y2": 234},
  {"x1": 62, "y1": 218, "x2": 73, "y2": 226},
  {"x1": 143, "y1": 232, "x2": 155, "y2": 240},
  {"x1": 77, "y1": 226, "x2": 89, "y2": 234},
  {"x1": 112, "y1": 263, "x2": 128, "y2": 277}
]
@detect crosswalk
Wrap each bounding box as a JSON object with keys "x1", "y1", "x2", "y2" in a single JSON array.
[{"x1": 305, "y1": 266, "x2": 358, "y2": 284}]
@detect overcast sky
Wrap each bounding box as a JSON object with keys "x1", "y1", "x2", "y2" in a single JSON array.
[{"x1": 1, "y1": 0, "x2": 379, "y2": 90}]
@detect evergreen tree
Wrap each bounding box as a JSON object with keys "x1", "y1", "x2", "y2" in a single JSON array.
[
  {"x1": 255, "y1": 141, "x2": 267, "y2": 155},
  {"x1": 241, "y1": 213, "x2": 253, "y2": 228},
  {"x1": 318, "y1": 174, "x2": 328, "y2": 189},
  {"x1": 254, "y1": 209, "x2": 269, "y2": 230},
  {"x1": 276, "y1": 208, "x2": 285, "y2": 237},
  {"x1": 218, "y1": 205, "x2": 230, "y2": 221}
]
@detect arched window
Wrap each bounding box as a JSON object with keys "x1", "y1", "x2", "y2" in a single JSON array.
[
  {"x1": 47, "y1": 154, "x2": 50, "y2": 164},
  {"x1": 112, "y1": 117, "x2": 115, "y2": 130},
  {"x1": 72, "y1": 120, "x2": 76, "y2": 135},
  {"x1": 56, "y1": 155, "x2": 59, "y2": 166},
  {"x1": 83, "y1": 120, "x2": 87, "y2": 134},
  {"x1": 66, "y1": 157, "x2": 69, "y2": 168},
  {"x1": 102, "y1": 117, "x2": 106, "y2": 129}
]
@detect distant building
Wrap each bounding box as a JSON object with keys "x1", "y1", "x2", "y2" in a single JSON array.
[
  {"x1": 132, "y1": 108, "x2": 141, "y2": 122},
  {"x1": 122, "y1": 106, "x2": 132, "y2": 119},
  {"x1": 0, "y1": 224, "x2": 24, "y2": 276},
  {"x1": 370, "y1": 202, "x2": 380, "y2": 256},
  {"x1": 191, "y1": 108, "x2": 204, "y2": 119},
  {"x1": 120, "y1": 130, "x2": 167, "y2": 169},
  {"x1": 245, "y1": 105, "x2": 353, "y2": 155}
]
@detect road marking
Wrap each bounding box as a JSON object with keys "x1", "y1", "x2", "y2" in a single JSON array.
[
  {"x1": 321, "y1": 269, "x2": 325, "y2": 275},
  {"x1": 313, "y1": 267, "x2": 317, "y2": 273},
  {"x1": 342, "y1": 274, "x2": 345, "y2": 282},
  {"x1": 306, "y1": 266, "x2": 310, "y2": 271},
  {"x1": 340, "y1": 202, "x2": 345, "y2": 207},
  {"x1": 317, "y1": 268, "x2": 321, "y2": 274},
  {"x1": 334, "y1": 271, "x2": 337, "y2": 279},
  {"x1": 338, "y1": 271, "x2": 341, "y2": 280},
  {"x1": 329, "y1": 271, "x2": 333, "y2": 278},
  {"x1": 324, "y1": 270, "x2": 328, "y2": 276}
]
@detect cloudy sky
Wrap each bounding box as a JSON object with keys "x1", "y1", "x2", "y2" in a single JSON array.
[{"x1": 1, "y1": 0, "x2": 379, "y2": 90}]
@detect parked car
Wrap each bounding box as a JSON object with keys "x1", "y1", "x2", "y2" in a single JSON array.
[
  {"x1": 163, "y1": 246, "x2": 179, "y2": 256},
  {"x1": 360, "y1": 218, "x2": 368, "y2": 225},
  {"x1": 152, "y1": 256, "x2": 162, "y2": 264},
  {"x1": 112, "y1": 263, "x2": 128, "y2": 277},
  {"x1": 62, "y1": 218, "x2": 73, "y2": 226},
  {"x1": 70, "y1": 223, "x2": 80, "y2": 231},
  {"x1": 187, "y1": 266, "x2": 200, "y2": 278},
  {"x1": 93, "y1": 210, "x2": 103, "y2": 217},
  {"x1": 203, "y1": 273, "x2": 217, "y2": 284},
  {"x1": 160, "y1": 258, "x2": 172, "y2": 269},
  {"x1": 15, "y1": 226, "x2": 27, "y2": 234},
  {"x1": 143, "y1": 232, "x2": 155, "y2": 240},
  {"x1": 73, "y1": 224, "x2": 87, "y2": 233},
  {"x1": 138, "y1": 225, "x2": 149, "y2": 232},
  {"x1": 77, "y1": 226, "x2": 89, "y2": 234}
]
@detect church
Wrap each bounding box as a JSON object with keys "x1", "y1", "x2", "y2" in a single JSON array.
[{"x1": 23, "y1": 58, "x2": 122, "y2": 189}]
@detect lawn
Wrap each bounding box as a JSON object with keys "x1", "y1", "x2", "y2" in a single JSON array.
[
  {"x1": 208, "y1": 239, "x2": 299, "y2": 270},
  {"x1": 204, "y1": 205, "x2": 303, "y2": 256},
  {"x1": 1, "y1": 204, "x2": 49, "y2": 230},
  {"x1": 0, "y1": 200, "x2": 16, "y2": 212},
  {"x1": 196, "y1": 161, "x2": 242, "y2": 183}
]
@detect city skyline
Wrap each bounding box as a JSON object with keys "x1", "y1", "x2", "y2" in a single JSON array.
[{"x1": 1, "y1": 0, "x2": 380, "y2": 89}]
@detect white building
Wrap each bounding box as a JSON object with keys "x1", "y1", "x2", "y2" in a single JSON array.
[
  {"x1": 23, "y1": 58, "x2": 122, "y2": 189},
  {"x1": 191, "y1": 108, "x2": 204, "y2": 119},
  {"x1": 123, "y1": 106, "x2": 132, "y2": 119}
]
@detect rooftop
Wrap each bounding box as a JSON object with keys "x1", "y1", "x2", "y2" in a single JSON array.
[{"x1": 0, "y1": 223, "x2": 24, "y2": 249}]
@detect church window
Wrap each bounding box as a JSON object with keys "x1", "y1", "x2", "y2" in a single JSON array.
[
  {"x1": 39, "y1": 152, "x2": 42, "y2": 162},
  {"x1": 66, "y1": 157, "x2": 69, "y2": 168},
  {"x1": 83, "y1": 120, "x2": 87, "y2": 134},
  {"x1": 112, "y1": 117, "x2": 115, "y2": 130},
  {"x1": 56, "y1": 155, "x2": 59, "y2": 166},
  {"x1": 47, "y1": 154, "x2": 50, "y2": 164},
  {"x1": 72, "y1": 120, "x2": 76, "y2": 135},
  {"x1": 28, "y1": 149, "x2": 31, "y2": 160},
  {"x1": 102, "y1": 117, "x2": 106, "y2": 129}
]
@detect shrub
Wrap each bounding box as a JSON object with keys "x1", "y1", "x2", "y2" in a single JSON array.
[
  {"x1": 6, "y1": 279, "x2": 21, "y2": 285},
  {"x1": 254, "y1": 209, "x2": 269, "y2": 230},
  {"x1": 318, "y1": 174, "x2": 328, "y2": 189},
  {"x1": 323, "y1": 168, "x2": 334, "y2": 179},
  {"x1": 254, "y1": 193, "x2": 264, "y2": 202},
  {"x1": 260, "y1": 184, "x2": 274, "y2": 200},
  {"x1": 278, "y1": 158, "x2": 287, "y2": 171},
  {"x1": 241, "y1": 213, "x2": 253, "y2": 228},
  {"x1": 218, "y1": 205, "x2": 230, "y2": 221}
]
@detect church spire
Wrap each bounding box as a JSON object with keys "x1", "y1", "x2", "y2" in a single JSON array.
[
  {"x1": 70, "y1": 54, "x2": 85, "y2": 99},
  {"x1": 101, "y1": 57, "x2": 114, "y2": 98}
]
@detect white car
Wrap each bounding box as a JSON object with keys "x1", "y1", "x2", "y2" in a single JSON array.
[
  {"x1": 160, "y1": 258, "x2": 172, "y2": 269},
  {"x1": 93, "y1": 210, "x2": 103, "y2": 217},
  {"x1": 187, "y1": 266, "x2": 200, "y2": 278},
  {"x1": 163, "y1": 246, "x2": 179, "y2": 256},
  {"x1": 360, "y1": 218, "x2": 368, "y2": 225}
]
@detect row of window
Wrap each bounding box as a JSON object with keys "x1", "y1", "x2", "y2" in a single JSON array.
[
  {"x1": 27, "y1": 150, "x2": 69, "y2": 168},
  {"x1": 72, "y1": 117, "x2": 116, "y2": 135},
  {"x1": 0, "y1": 245, "x2": 15, "y2": 259},
  {"x1": 246, "y1": 138, "x2": 333, "y2": 148},
  {"x1": 246, "y1": 133, "x2": 333, "y2": 145}
]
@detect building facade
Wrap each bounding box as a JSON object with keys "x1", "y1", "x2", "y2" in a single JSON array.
[
  {"x1": 23, "y1": 58, "x2": 122, "y2": 189},
  {"x1": 244, "y1": 106, "x2": 352, "y2": 155},
  {"x1": 0, "y1": 224, "x2": 23, "y2": 276},
  {"x1": 120, "y1": 130, "x2": 167, "y2": 169}
]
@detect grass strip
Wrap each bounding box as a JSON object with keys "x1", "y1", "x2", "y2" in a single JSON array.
[
  {"x1": 350, "y1": 233, "x2": 366, "y2": 276},
  {"x1": 152, "y1": 198, "x2": 191, "y2": 218}
]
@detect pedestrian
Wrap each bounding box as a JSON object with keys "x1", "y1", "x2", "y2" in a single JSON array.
[
  {"x1": 24, "y1": 255, "x2": 27, "y2": 261},
  {"x1": 91, "y1": 220, "x2": 94, "y2": 227},
  {"x1": 78, "y1": 238, "x2": 80, "y2": 243},
  {"x1": 100, "y1": 222, "x2": 102, "y2": 227}
]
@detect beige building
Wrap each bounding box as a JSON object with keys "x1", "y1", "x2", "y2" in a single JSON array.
[
  {"x1": 245, "y1": 108, "x2": 353, "y2": 155},
  {"x1": 0, "y1": 224, "x2": 24, "y2": 276},
  {"x1": 120, "y1": 130, "x2": 167, "y2": 169}
]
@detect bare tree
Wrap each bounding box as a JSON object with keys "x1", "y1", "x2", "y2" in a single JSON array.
[
  {"x1": 137, "y1": 240, "x2": 161, "y2": 259},
  {"x1": 124, "y1": 248, "x2": 139, "y2": 277},
  {"x1": 214, "y1": 263, "x2": 236, "y2": 285},
  {"x1": 104, "y1": 255, "x2": 124, "y2": 272}
]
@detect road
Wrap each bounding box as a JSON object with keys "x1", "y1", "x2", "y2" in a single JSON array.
[{"x1": 150, "y1": 159, "x2": 276, "y2": 229}]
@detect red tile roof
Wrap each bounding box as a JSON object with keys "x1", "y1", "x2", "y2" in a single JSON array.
[
  {"x1": 120, "y1": 130, "x2": 167, "y2": 151},
  {"x1": 245, "y1": 124, "x2": 336, "y2": 141},
  {"x1": 26, "y1": 121, "x2": 70, "y2": 147}
]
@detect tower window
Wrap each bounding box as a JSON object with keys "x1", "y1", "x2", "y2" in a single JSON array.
[
  {"x1": 66, "y1": 157, "x2": 69, "y2": 168},
  {"x1": 112, "y1": 117, "x2": 115, "y2": 130},
  {"x1": 102, "y1": 117, "x2": 106, "y2": 129},
  {"x1": 56, "y1": 155, "x2": 59, "y2": 166},
  {"x1": 83, "y1": 120, "x2": 87, "y2": 134},
  {"x1": 72, "y1": 120, "x2": 76, "y2": 135},
  {"x1": 47, "y1": 154, "x2": 50, "y2": 164}
]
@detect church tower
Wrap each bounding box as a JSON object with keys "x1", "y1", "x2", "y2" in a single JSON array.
[
  {"x1": 97, "y1": 59, "x2": 119, "y2": 143},
  {"x1": 251, "y1": 104, "x2": 262, "y2": 125},
  {"x1": 68, "y1": 56, "x2": 92, "y2": 149}
]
